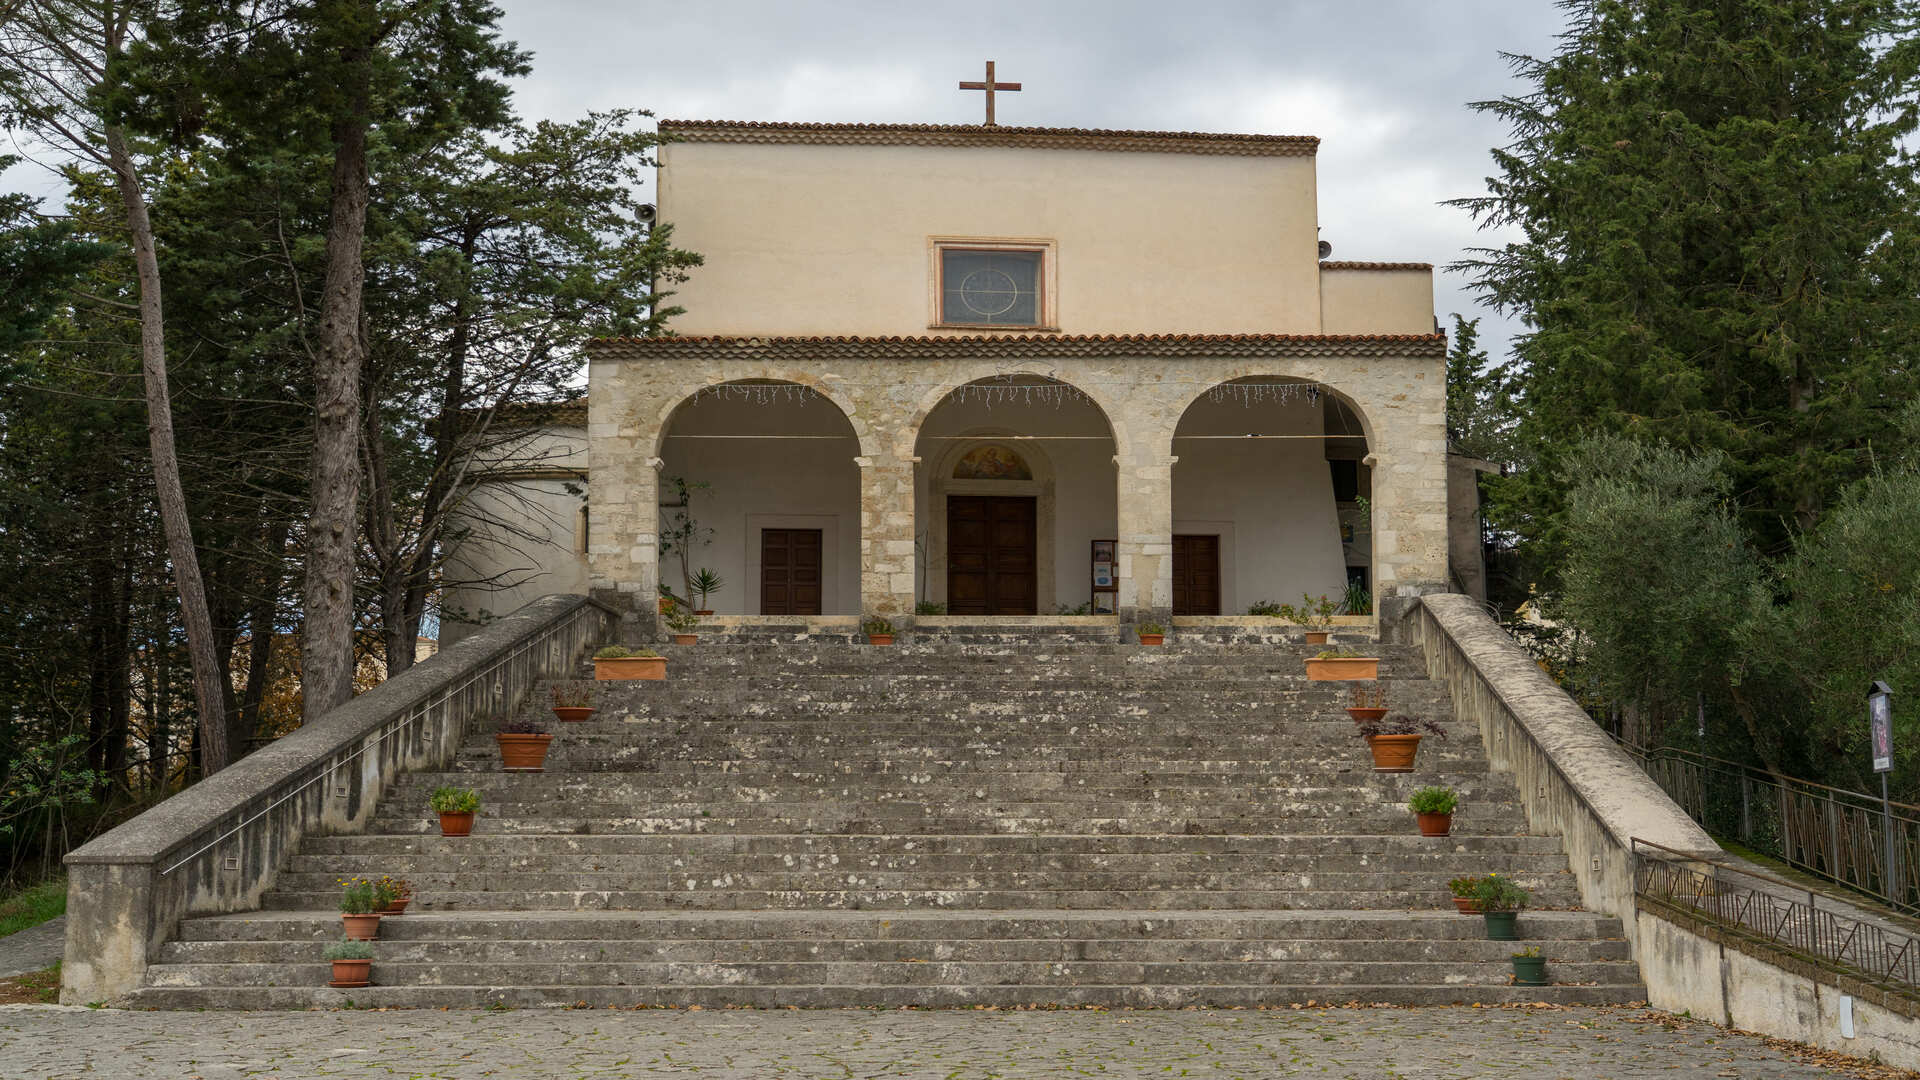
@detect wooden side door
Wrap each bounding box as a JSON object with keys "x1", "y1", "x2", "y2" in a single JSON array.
[
  {"x1": 1171, "y1": 534, "x2": 1221, "y2": 616},
  {"x1": 947, "y1": 496, "x2": 1037, "y2": 615},
  {"x1": 760, "y1": 528, "x2": 823, "y2": 615}
]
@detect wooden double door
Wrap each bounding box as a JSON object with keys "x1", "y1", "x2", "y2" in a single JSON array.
[
  {"x1": 760, "y1": 528, "x2": 822, "y2": 615},
  {"x1": 946, "y1": 496, "x2": 1036, "y2": 615},
  {"x1": 1171, "y1": 534, "x2": 1221, "y2": 616}
]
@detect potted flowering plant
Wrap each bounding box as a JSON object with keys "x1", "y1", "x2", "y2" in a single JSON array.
[
  {"x1": 496, "y1": 715, "x2": 552, "y2": 771},
  {"x1": 1136, "y1": 622, "x2": 1166, "y2": 646},
  {"x1": 324, "y1": 939, "x2": 373, "y2": 988},
  {"x1": 664, "y1": 601, "x2": 700, "y2": 645},
  {"x1": 338, "y1": 878, "x2": 381, "y2": 940},
  {"x1": 1347, "y1": 684, "x2": 1388, "y2": 725},
  {"x1": 1355, "y1": 714, "x2": 1447, "y2": 772},
  {"x1": 1407, "y1": 785, "x2": 1458, "y2": 837},
  {"x1": 550, "y1": 681, "x2": 595, "y2": 723},
  {"x1": 429, "y1": 785, "x2": 480, "y2": 836},
  {"x1": 593, "y1": 645, "x2": 665, "y2": 681},
  {"x1": 1277, "y1": 593, "x2": 1339, "y2": 645},
  {"x1": 1471, "y1": 874, "x2": 1530, "y2": 940},
  {"x1": 1446, "y1": 874, "x2": 1488, "y2": 915},
  {"x1": 374, "y1": 875, "x2": 412, "y2": 915},
  {"x1": 1511, "y1": 945, "x2": 1547, "y2": 985},
  {"x1": 1304, "y1": 647, "x2": 1380, "y2": 681},
  {"x1": 863, "y1": 615, "x2": 896, "y2": 646}
]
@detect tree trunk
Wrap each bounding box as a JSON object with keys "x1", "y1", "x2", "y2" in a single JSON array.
[
  {"x1": 104, "y1": 124, "x2": 231, "y2": 777},
  {"x1": 237, "y1": 519, "x2": 289, "y2": 745},
  {"x1": 301, "y1": 41, "x2": 374, "y2": 720}
]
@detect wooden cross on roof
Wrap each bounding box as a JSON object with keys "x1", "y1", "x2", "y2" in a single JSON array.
[{"x1": 959, "y1": 60, "x2": 1021, "y2": 126}]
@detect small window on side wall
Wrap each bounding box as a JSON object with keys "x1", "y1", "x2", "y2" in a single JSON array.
[{"x1": 931, "y1": 240, "x2": 1055, "y2": 330}]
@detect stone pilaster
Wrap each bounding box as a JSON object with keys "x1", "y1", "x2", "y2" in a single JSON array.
[
  {"x1": 1115, "y1": 447, "x2": 1174, "y2": 626},
  {"x1": 858, "y1": 452, "x2": 917, "y2": 620}
]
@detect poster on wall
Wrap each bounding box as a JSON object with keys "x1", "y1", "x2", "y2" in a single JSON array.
[{"x1": 1093, "y1": 593, "x2": 1115, "y2": 614}]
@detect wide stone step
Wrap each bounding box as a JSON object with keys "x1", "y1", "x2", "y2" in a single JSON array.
[
  {"x1": 298, "y1": 832, "x2": 1572, "y2": 857},
  {"x1": 388, "y1": 776, "x2": 1517, "y2": 802},
  {"x1": 361, "y1": 814, "x2": 1538, "y2": 837},
  {"x1": 259, "y1": 886, "x2": 1584, "y2": 911}
]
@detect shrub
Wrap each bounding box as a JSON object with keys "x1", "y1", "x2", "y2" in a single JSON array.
[
  {"x1": 1407, "y1": 786, "x2": 1458, "y2": 815},
  {"x1": 338, "y1": 878, "x2": 377, "y2": 915},
  {"x1": 1447, "y1": 874, "x2": 1488, "y2": 898},
  {"x1": 862, "y1": 615, "x2": 895, "y2": 636},
  {"x1": 429, "y1": 786, "x2": 480, "y2": 814},
  {"x1": 1136, "y1": 622, "x2": 1166, "y2": 636},
  {"x1": 1470, "y1": 873, "x2": 1530, "y2": 912},
  {"x1": 550, "y1": 682, "x2": 594, "y2": 709},
  {"x1": 914, "y1": 601, "x2": 946, "y2": 615},
  {"x1": 324, "y1": 939, "x2": 374, "y2": 961},
  {"x1": 1246, "y1": 600, "x2": 1284, "y2": 616}
]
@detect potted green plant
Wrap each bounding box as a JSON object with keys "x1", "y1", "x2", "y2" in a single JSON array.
[
  {"x1": 496, "y1": 715, "x2": 552, "y2": 771},
  {"x1": 1304, "y1": 647, "x2": 1379, "y2": 681},
  {"x1": 324, "y1": 938, "x2": 374, "y2": 988},
  {"x1": 593, "y1": 645, "x2": 666, "y2": 681},
  {"x1": 664, "y1": 601, "x2": 700, "y2": 645},
  {"x1": 1510, "y1": 945, "x2": 1547, "y2": 986},
  {"x1": 1347, "y1": 684, "x2": 1388, "y2": 725},
  {"x1": 1471, "y1": 874, "x2": 1530, "y2": 940},
  {"x1": 1407, "y1": 785, "x2": 1458, "y2": 836},
  {"x1": 657, "y1": 583, "x2": 679, "y2": 615},
  {"x1": 690, "y1": 568, "x2": 724, "y2": 615},
  {"x1": 1136, "y1": 622, "x2": 1166, "y2": 646},
  {"x1": 863, "y1": 615, "x2": 895, "y2": 646},
  {"x1": 374, "y1": 875, "x2": 411, "y2": 915},
  {"x1": 915, "y1": 600, "x2": 946, "y2": 615},
  {"x1": 550, "y1": 681, "x2": 596, "y2": 723},
  {"x1": 1355, "y1": 714, "x2": 1446, "y2": 772},
  {"x1": 1277, "y1": 593, "x2": 1339, "y2": 644},
  {"x1": 1446, "y1": 874, "x2": 1487, "y2": 915},
  {"x1": 430, "y1": 785, "x2": 480, "y2": 837},
  {"x1": 339, "y1": 878, "x2": 381, "y2": 940}
]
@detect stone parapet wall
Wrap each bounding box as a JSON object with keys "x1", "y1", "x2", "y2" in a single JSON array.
[
  {"x1": 60, "y1": 594, "x2": 617, "y2": 1004},
  {"x1": 588, "y1": 343, "x2": 1448, "y2": 623}
]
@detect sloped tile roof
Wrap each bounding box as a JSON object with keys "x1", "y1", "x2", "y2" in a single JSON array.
[
  {"x1": 660, "y1": 120, "x2": 1319, "y2": 157},
  {"x1": 588, "y1": 333, "x2": 1445, "y2": 361},
  {"x1": 1319, "y1": 261, "x2": 1434, "y2": 272}
]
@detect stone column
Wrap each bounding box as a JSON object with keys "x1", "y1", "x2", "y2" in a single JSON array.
[
  {"x1": 586, "y1": 360, "x2": 661, "y2": 638},
  {"x1": 1367, "y1": 412, "x2": 1449, "y2": 641},
  {"x1": 1114, "y1": 446, "x2": 1174, "y2": 627},
  {"x1": 858, "y1": 452, "x2": 917, "y2": 621}
]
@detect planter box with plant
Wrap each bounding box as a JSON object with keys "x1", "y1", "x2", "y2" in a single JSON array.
[
  {"x1": 663, "y1": 601, "x2": 700, "y2": 645},
  {"x1": 430, "y1": 785, "x2": 480, "y2": 837},
  {"x1": 496, "y1": 716, "x2": 552, "y2": 771},
  {"x1": 1136, "y1": 622, "x2": 1166, "y2": 646},
  {"x1": 339, "y1": 878, "x2": 382, "y2": 940},
  {"x1": 1355, "y1": 714, "x2": 1446, "y2": 772},
  {"x1": 324, "y1": 938, "x2": 374, "y2": 988},
  {"x1": 375, "y1": 875, "x2": 412, "y2": 915},
  {"x1": 593, "y1": 645, "x2": 666, "y2": 681},
  {"x1": 1471, "y1": 873, "x2": 1530, "y2": 940},
  {"x1": 1347, "y1": 684, "x2": 1387, "y2": 725},
  {"x1": 863, "y1": 615, "x2": 895, "y2": 646},
  {"x1": 1510, "y1": 945, "x2": 1547, "y2": 985},
  {"x1": 1276, "y1": 593, "x2": 1339, "y2": 644},
  {"x1": 1407, "y1": 785, "x2": 1457, "y2": 837},
  {"x1": 550, "y1": 681, "x2": 596, "y2": 723},
  {"x1": 1447, "y1": 874, "x2": 1488, "y2": 915},
  {"x1": 1304, "y1": 647, "x2": 1379, "y2": 681}
]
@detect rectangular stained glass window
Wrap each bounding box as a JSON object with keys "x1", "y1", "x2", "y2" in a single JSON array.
[{"x1": 940, "y1": 249, "x2": 1042, "y2": 326}]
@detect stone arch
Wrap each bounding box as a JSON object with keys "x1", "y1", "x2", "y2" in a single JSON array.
[
  {"x1": 902, "y1": 366, "x2": 1130, "y2": 462},
  {"x1": 652, "y1": 374, "x2": 874, "y2": 459},
  {"x1": 1168, "y1": 375, "x2": 1374, "y2": 615}
]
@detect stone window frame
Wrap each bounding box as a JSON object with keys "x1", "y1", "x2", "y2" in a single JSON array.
[{"x1": 927, "y1": 237, "x2": 1059, "y2": 331}]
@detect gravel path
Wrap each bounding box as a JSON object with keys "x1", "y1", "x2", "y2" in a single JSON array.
[{"x1": 0, "y1": 1002, "x2": 1904, "y2": 1079}]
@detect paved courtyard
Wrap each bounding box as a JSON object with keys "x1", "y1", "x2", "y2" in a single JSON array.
[{"x1": 0, "y1": 1003, "x2": 1907, "y2": 1079}]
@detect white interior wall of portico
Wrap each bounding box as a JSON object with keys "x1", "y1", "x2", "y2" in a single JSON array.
[{"x1": 587, "y1": 342, "x2": 1447, "y2": 623}]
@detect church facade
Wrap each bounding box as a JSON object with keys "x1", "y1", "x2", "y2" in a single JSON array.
[{"x1": 445, "y1": 118, "x2": 1450, "y2": 638}]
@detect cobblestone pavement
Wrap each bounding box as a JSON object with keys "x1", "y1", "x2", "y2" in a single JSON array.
[{"x1": 0, "y1": 1003, "x2": 1902, "y2": 1079}]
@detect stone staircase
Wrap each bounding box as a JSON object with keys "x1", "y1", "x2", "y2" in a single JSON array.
[{"x1": 126, "y1": 640, "x2": 1644, "y2": 1008}]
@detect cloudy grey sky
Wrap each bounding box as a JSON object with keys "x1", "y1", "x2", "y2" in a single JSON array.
[
  {"x1": 489, "y1": 0, "x2": 1571, "y2": 358},
  {"x1": 5, "y1": 1, "x2": 1571, "y2": 359}
]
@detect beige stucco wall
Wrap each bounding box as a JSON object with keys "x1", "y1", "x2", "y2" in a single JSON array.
[
  {"x1": 440, "y1": 426, "x2": 590, "y2": 646},
  {"x1": 660, "y1": 141, "x2": 1325, "y2": 336},
  {"x1": 1320, "y1": 267, "x2": 1436, "y2": 335},
  {"x1": 586, "y1": 345, "x2": 1447, "y2": 623}
]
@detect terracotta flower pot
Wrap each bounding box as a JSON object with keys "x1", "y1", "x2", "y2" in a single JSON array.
[
  {"x1": 868, "y1": 634, "x2": 895, "y2": 646},
  {"x1": 1365, "y1": 733, "x2": 1422, "y2": 772},
  {"x1": 438, "y1": 811, "x2": 474, "y2": 837},
  {"x1": 1303, "y1": 631, "x2": 1330, "y2": 645},
  {"x1": 378, "y1": 898, "x2": 409, "y2": 916},
  {"x1": 1305, "y1": 657, "x2": 1380, "y2": 681},
  {"x1": 1415, "y1": 811, "x2": 1453, "y2": 837},
  {"x1": 340, "y1": 913, "x2": 381, "y2": 941},
  {"x1": 1451, "y1": 896, "x2": 1483, "y2": 915},
  {"x1": 657, "y1": 597, "x2": 672, "y2": 614},
  {"x1": 594, "y1": 656, "x2": 666, "y2": 681},
  {"x1": 552, "y1": 706, "x2": 595, "y2": 724},
  {"x1": 694, "y1": 609, "x2": 714, "y2": 616},
  {"x1": 1137, "y1": 633, "x2": 1165, "y2": 646},
  {"x1": 496, "y1": 732, "x2": 552, "y2": 771},
  {"x1": 1346, "y1": 706, "x2": 1389, "y2": 725},
  {"x1": 671, "y1": 633, "x2": 698, "y2": 645},
  {"x1": 328, "y1": 958, "x2": 371, "y2": 988}
]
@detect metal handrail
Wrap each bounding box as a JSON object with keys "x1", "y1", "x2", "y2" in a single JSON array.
[
  {"x1": 1616, "y1": 738, "x2": 1920, "y2": 913},
  {"x1": 1633, "y1": 837, "x2": 1920, "y2": 998}
]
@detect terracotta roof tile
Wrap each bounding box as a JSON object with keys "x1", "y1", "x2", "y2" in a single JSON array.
[
  {"x1": 588, "y1": 333, "x2": 1444, "y2": 361},
  {"x1": 1319, "y1": 261, "x2": 1434, "y2": 272},
  {"x1": 660, "y1": 120, "x2": 1319, "y2": 157}
]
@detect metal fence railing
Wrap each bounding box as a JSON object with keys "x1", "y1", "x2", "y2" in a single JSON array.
[
  {"x1": 1633, "y1": 838, "x2": 1920, "y2": 1000},
  {"x1": 1616, "y1": 740, "x2": 1920, "y2": 915}
]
